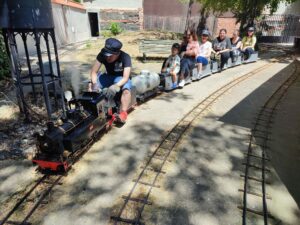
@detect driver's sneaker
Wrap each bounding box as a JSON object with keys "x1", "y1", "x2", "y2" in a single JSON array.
[
  {"x1": 178, "y1": 80, "x2": 185, "y2": 88},
  {"x1": 115, "y1": 111, "x2": 128, "y2": 124}
]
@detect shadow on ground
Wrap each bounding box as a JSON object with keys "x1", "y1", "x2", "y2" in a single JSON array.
[
  {"x1": 141, "y1": 117, "x2": 248, "y2": 225},
  {"x1": 141, "y1": 59, "x2": 300, "y2": 225},
  {"x1": 218, "y1": 60, "x2": 300, "y2": 224},
  {"x1": 40, "y1": 122, "x2": 166, "y2": 225}
]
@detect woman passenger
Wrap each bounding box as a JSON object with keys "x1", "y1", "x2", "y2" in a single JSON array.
[
  {"x1": 178, "y1": 31, "x2": 199, "y2": 88},
  {"x1": 230, "y1": 30, "x2": 242, "y2": 63},
  {"x1": 195, "y1": 30, "x2": 212, "y2": 79},
  {"x1": 212, "y1": 28, "x2": 232, "y2": 70},
  {"x1": 241, "y1": 27, "x2": 257, "y2": 60}
]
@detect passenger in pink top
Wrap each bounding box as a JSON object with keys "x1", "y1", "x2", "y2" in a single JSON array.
[
  {"x1": 179, "y1": 31, "x2": 198, "y2": 88},
  {"x1": 186, "y1": 38, "x2": 200, "y2": 56}
]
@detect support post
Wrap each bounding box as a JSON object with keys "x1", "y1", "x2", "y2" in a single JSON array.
[
  {"x1": 7, "y1": 29, "x2": 29, "y2": 120},
  {"x1": 44, "y1": 32, "x2": 58, "y2": 108},
  {"x1": 21, "y1": 32, "x2": 37, "y2": 103},
  {"x1": 34, "y1": 31, "x2": 52, "y2": 118},
  {"x1": 50, "y1": 30, "x2": 66, "y2": 117}
]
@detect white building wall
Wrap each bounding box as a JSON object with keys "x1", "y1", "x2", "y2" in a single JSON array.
[
  {"x1": 16, "y1": 3, "x2": 91, "y2": 57},
  {"x1": 52, "y1": 3, "x2": 68, "y2": 46},
  {"x1": 282, "y1": 1, "x2": 300, "y2": 15},
  {"x1": 52, "y1": 3, "x2": 91, "y2": 46},
  {"x1": 83, "y1": 0, "x2": 143, "y2": 9}
]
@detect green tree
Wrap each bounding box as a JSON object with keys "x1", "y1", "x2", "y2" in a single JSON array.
[
  {"x1": 0, "y1": 31, "x2": 10, "y2": 80},
  {"x1": 180, "y1": 0, "x2": 297, "y2": 32}
]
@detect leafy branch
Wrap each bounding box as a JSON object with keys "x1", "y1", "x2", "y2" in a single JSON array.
[
  {"x1": 180, "y1": 0, "x2": 297, "y2": 32},
  {"x1": 0, "y1": 31, "x2": 10, "y2": 80}
]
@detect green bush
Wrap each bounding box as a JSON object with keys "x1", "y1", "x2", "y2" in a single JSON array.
[
  {"x1": 0, "y1": 31, "x2": 10, "y2": 80},
  {"x1": 109, "y1": 22, "x2": 123, "y2": 36}
]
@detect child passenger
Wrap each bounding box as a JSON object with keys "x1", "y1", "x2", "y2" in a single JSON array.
[{"x1": 161, "y1": 43, "x2": 181, "y2": 89}]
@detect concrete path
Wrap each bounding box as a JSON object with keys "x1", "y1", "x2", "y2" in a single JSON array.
[
  {"x1": 268, "y1": 63, "x2": 300, "y2": 224},
  {"x1": 142, "y1": 61, "x2": 300, "y2": 225}
]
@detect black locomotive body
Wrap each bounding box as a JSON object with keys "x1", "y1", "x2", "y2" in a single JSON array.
[{"x1": 33, "y1": 91, "x2": 136, "y2": 172}]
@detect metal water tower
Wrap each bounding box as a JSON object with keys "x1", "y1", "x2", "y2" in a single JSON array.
[{"x1": 0, "y1": 0, "x2": 66, "y2": 120}]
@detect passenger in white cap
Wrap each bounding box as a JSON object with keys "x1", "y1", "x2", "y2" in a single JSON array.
[{"x1": 195, "y1": 30, "x2": 212, "y2": 79}]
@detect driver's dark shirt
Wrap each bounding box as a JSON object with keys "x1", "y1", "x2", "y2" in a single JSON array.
[{"x1": 96, "y1": 51, "x2": 132, "y2": 76}]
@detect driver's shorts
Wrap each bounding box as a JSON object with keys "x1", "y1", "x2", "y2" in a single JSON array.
[{"x1": 97, "y1": 73, "x2": 132, "y2": 90}]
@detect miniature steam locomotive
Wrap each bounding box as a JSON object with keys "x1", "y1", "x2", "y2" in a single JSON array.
[
  {"x1": 32, "y1": 90, "x2": 137, "y2": 172},
  {"x1": 32, "y1": 71, "x2": 160, "y2": 172}
]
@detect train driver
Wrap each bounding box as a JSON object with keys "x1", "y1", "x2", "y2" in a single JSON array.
[{"x1": 89, "y1": 38, "x2": 132, "y2": 124}]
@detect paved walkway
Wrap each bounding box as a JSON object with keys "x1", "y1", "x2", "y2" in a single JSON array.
[
  {"x1": 142, "y1": 60, "x2": 300, "y2": 225},
  {"x1": 268, "y1": 62, "x2": 300, "y2": 224}
]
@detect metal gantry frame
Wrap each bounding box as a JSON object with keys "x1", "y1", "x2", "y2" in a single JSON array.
[{"x1": 2, "y1": 28, "x2": 66, "y2": 120}]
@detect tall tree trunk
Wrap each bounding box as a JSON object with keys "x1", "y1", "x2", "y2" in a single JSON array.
[
  {"x1": 184, "y1": 0, "x2": 194, "y2": 33},
  {"x1": 197, "y1": 7, "x2": 209, "y2": 35},
  {"x1": 239, "y1": 0, "x2": 250, "y2": 33},
  {"x1": 240, "y1": 0, "x2": 258, "y2": 32}
]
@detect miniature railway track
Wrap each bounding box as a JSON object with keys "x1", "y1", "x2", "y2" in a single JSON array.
[
  {"x1": 239, "y1": 60, "x2": 299, "y2": 225},
  {"x1": 0, "y1": 174, "x2": 62, "y2": 225},
  {"x1": 0, "y1": 132, "x2": 100, "y2": 225},
  {"x1": 0, "y1": 175, "x2": 47, "y2": 225},
  {"x1": 110, "y1": 56, "x2": 290, "y2": 225}
]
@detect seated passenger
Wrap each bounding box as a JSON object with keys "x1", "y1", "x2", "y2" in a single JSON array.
[
  {"x1": 161, "y1": 43, "x2": 181, "y2": 89},
  {"x1": 230, "y1": 30, "x2": 242, "y2": 62},
  {"x1": 89, "y1": 38, "x2": 132, "y2": 124},
  {"x1": 196, "y1": 30, "x2": 212, "y2": 78},
  {"x1": 241, "y1": 27, "x2": 257, "y2": 60},
  {"x1": 179, "y1": 31, "x2": 199, "y2": 88},
  {"x1": 212, "y1": 28, "x2": 232, "y2": 70}
]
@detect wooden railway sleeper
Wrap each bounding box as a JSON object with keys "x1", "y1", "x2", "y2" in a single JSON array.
[{"x1": 238, "y1": 189, "x2": 272, "y2": 200}]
